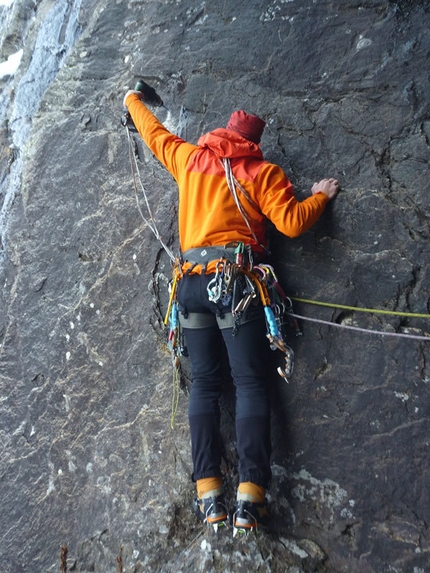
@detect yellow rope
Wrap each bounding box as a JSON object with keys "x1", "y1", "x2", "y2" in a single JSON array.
[
  {"x1": 291, "y1": 297, "x2": 430, "y2": 319},
  {"x1": 164, "y1": 269, "x2": 180, "y2": 326}
]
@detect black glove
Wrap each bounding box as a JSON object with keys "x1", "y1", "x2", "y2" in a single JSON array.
[
  {"x1": 134, "y1": 80, "x2": 164, "y2": 107},
  {"x1": 121, "y1": 81, "x2": 165, "y2": 131}
]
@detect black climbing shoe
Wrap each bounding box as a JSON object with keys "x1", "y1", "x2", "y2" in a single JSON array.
[
  {"x1": 232, "y1": 499, "x2": 270, "y2": 536},
  {"x1": 193, "y1": 493, "x2": 229, "y2": 532}
]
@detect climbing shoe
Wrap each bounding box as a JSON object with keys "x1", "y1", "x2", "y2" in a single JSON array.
[
  {"x1": 232, "y1": 499, "x2": 270, "y2": 536},
  {"x1": 193, "y1": 493, "x2": 229, "y2": 532}
]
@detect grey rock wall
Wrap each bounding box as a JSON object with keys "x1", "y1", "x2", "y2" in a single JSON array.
[{"x1": 0, "y1": 0, "x2": 429, "y2": 572}]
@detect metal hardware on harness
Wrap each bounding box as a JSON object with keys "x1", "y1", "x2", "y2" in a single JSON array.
[
  {"x1": 278, "y1": 347, "x2": 295, "y2": 381},
  {"x1": 250, "y1": 268, "x2": 295, "y2": 382},
  {"x1": 233, "y1": 291, "x2": 256, "y2": 315},
  {"x1": 207, "y1": 261, "x2": 224, "y2": 303},
  {"x1": 233, "y1": 274, "x2": 256, "y2": 316},
  {"x1": 235, "y1": 242, "x2": 245, "y2": 267},
  {"x1": 223, "y1": 261, "x2": 234, "y2": 291},
  {"x1": 206, "y1": 260, "x2": 235, "y2": 306}
]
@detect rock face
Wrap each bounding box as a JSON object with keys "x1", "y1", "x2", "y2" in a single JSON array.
[{"x1": 1, "y1": 0, "x2": 429, "y2": 571}]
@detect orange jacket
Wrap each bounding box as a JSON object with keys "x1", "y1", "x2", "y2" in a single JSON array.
[{"x1": 126, "y1": 94, "x2": 329, "y2": 258}]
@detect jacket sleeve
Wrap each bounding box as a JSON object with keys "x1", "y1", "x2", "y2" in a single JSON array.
[
  {"x1": 256, "y1": 163, "x2": 330, "y2": 238},
  {"x1": 125, "y1": 93, "x2": 197, "y2": 181}
]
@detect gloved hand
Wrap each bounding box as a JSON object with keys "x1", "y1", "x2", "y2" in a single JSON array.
[
  {"x1": 134, "y1": 80, "x2": 164, "y2": 106},
  {"x1": 123, "y1": 89, "x2": 144, "y2": 108},
  {"x1": 124, "y1": 81, "x2": 164, "y2": 108}
]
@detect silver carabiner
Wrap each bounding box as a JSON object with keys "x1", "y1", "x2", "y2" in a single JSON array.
[{"x1": 207, "y1": 261, "x2": 224, "y2": 303}]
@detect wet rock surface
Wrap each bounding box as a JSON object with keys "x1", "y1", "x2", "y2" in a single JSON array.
[{"x1": 0, "y1": 0, "x2": 429, "y2": 571}]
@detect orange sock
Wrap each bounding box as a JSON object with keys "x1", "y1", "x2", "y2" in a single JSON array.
[
  {"x1": 237, "y1": 481, "x2": 266, "y2": 503},
  {"x1": 196, "y1": 476, "x2": 223, "y2": 499}
]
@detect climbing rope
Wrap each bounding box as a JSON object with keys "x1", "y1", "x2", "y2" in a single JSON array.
[
  {"x1": 290, "y1": 312, "x2": 429, "y2": 342},
  {"x1": 126, "y1": 126, "x2": 182, "y2": 425},
  {"x1": 126, "y1": 128, "x2": 176, "y2": 262},
  {"x1": 291, "y1": 297, "x2": 430, "y2": 319},
  {"x1": 222, "y1": 158, "x2": 269, "y2": 254}
]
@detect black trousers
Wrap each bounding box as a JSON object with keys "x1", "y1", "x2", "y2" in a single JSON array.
[{"x1": 177, "y1": 273, "x2": 272, "y2": 488}]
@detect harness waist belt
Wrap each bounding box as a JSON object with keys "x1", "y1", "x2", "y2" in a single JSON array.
[{"x1": 181, "y1": 246, "x2": 238, "y2": 264}]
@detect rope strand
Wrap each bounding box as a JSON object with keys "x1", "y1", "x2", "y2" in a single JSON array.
[
  {"x1": 222, "y1": 158, "x2": 268, "y2": 253},
  {"x1": 290, "y1": 313, "x2": 430, "y2": 342},
  {"x1": 127, "y1": 129, "x2": 175, "y2": 262},
  {"x1": 291, "y1": 296, "x2": 430, "y2": 319}
]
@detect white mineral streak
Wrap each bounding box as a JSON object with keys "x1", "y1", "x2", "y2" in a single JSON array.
[
  {"x1": 0, "y1": 48, "x2": 22, "y2": 79},
  {"x1": 0, "y1": 0, "x2": 83, "y2": 266}
]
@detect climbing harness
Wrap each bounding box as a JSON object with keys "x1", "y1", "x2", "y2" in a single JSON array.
[{"x1": 166, "y1": 245, "x2": 299, "y2": 382}]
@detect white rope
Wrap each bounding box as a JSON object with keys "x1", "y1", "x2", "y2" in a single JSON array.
[
  {"x1": 222, "y1": 158, "x2": 263, "y2": 249},
  {"x1": 127, "y1": 129, "x2": 175, "y2": 262},
  {"x1": 290, "y1": 313, "x2": 430, "y2": 342}
]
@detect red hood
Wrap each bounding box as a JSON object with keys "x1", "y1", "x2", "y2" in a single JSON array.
[{"x1": 197, "y1": 128, "x2": 264, "y2": 160}]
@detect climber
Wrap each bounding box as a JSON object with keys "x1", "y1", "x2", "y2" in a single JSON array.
[{"x1": 123, "y1": 87, "x2": 339, "y2": 534}]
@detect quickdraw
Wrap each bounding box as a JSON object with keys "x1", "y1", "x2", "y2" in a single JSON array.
[
  {"x1": 164, "y1": 263, "x2": 183, "y2": 361},
  {"x1": 207, "y1": 260, "x2": 233, "y2": 305},
  {"x1": 163, "y1": 264, "x2": 185, "y2": 428},
  {"x1": 241, "y1": 265, "x2": 297, "y2": 381}
]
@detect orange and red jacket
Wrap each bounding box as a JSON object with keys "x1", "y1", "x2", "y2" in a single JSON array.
[{"x1": 126, "y1": 94, "x2": 329, "y2": 266}]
